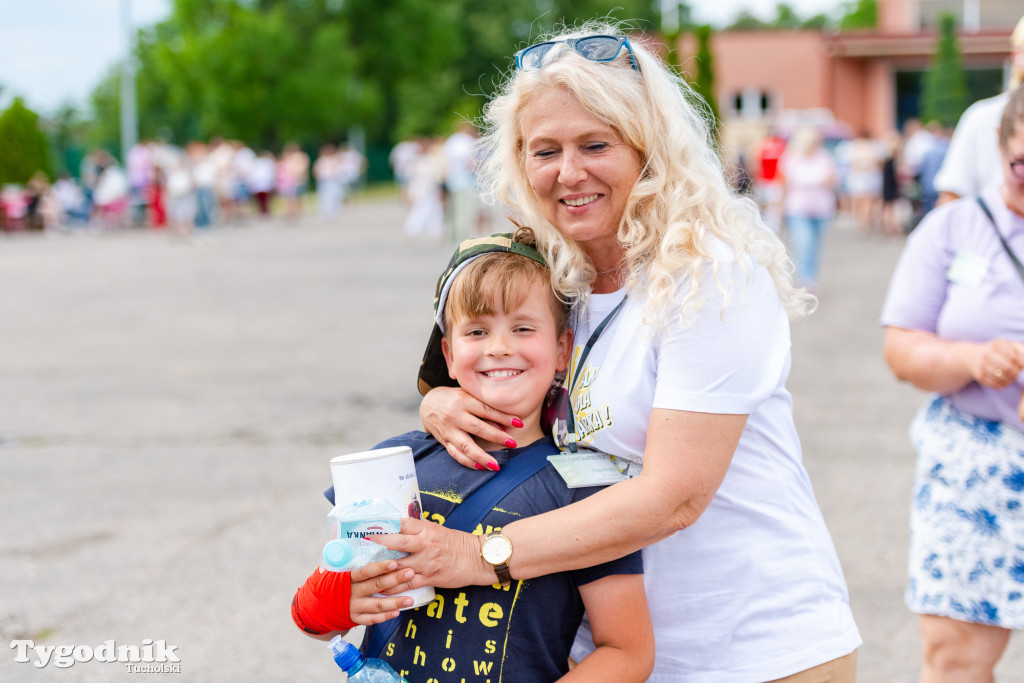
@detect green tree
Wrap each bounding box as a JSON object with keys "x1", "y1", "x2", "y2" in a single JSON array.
[
  {"x1": 88, "y1": 1, "x2": 370, "y2": 151},
  {"x1": 690, "y1": 24, "x2": 720, "y2": 130},
  {"x1": 773, "y1": 4, "x2": 802, "y2": 29},
  {"x1": 838, "y1": 0, "x2": 877, "y2": 30},
  {"x1": 802, "y1": 13, "x2": 831, "y2": 30},
  {"x1": 83, "y1": 0, "x2": 663, "y2": 158},
  {"x1": 0, "y1": 98, "x2": 53, "y2": 185},
  {"x1": 921, "y1": 13, "x2": 969, "y2": 127},
  {"x1": 727, "y1": 11, "x2": 769, "y2": 31},
  {"x1": 728, "y1": 5, "x2": 832, "y2": 31},
  {"x1": 47, "y1": 102, "x2": 90, "y2": 177}
]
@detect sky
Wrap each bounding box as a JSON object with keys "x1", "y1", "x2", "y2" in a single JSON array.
[{"x1": 0, "y1": 0, "x2": 844, "y2": 115}]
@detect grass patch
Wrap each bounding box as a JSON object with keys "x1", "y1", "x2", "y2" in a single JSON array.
[{"x1": 349, "y1": 182, "x2": 401, "y2": 202}]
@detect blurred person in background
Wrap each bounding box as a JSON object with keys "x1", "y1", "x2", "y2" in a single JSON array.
[
  {"x1": 402, "y1": 138, "x2": 444, "y2": 241},
  {"x1": 755, "y1": 129, "x2": 787, "y2": 234},
  {"x1": 880, "y1": 130, "x2": 906, "y2": 237},
  {"x1": 1, "y1": 184, "x2": 29, "y2": 231},
  {"x1": 25, "y1": 171, "x2": 51, "y2": 231},
  {"x1": 916, "y1": 122, "x2": 951, "y2": 217},
  {"x1": 935, "y1": 15, "x2": 1024, "y2": 205},
  {"x1": 231, "y1": 141, "x2": 256, "y2": 220},
  {"x1": 249, "y1": 150, "x2": 277, "y2": 217},
  {"x1": 901, "y1": 118, "x2": 935, "y2": 223},
  {"x1": 148, "y1": 164, "x2": 166, "y2": 230},
  {"x1": 313, "y1": 143, "x2": 343, "y2": 220},
  {"x1": 779, "y1": 125, "x2": 839, "y2": 292},
  {"x1": 93, "y1": 151, "x2": 129, "y2": 229},
  {"x1": 389, "y1": 137, "x2": 420, "y2": 203},
  {"x1": 901, "y1": 118, "x2": 934, "y2": 182},
  {"x1": 443, "y1": 122, "x2": 480, "y2": 242},
  {"x1": 126, "y1": 140, "x2": 154, "y2": 227},
  {"x1": 338, "y1": 142, "x2": 366, "y2": 207},
  {"x1": 79, "y1": 149, "x2": 104, "y2": 221},
  {"x1": 278, "y1": 142, "x2": 310, "y2": 221},
  {"x1": 208, "y1": 138, "x2": 237, "y2": 224},
  {"x1": 881, "y1": 84, "x2": 1024, "y2": 683},
  {"x1": 845, "y1": 129, "x2": 885, "y2": 234},
  {"x1": 165, "y1": 153, "x2": 195, "y2": 237},
  {"x1": 189, "y1": 141, "x2": 217, "y2": 231},
  {"x1": 36, "y1": 180, "x2": 61, "y2": 233},
  {"x1": 52, "y1": 173, "x2": 88, "y2": 228}
]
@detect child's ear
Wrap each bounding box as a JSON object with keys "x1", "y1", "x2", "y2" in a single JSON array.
[
  {"x1": 555, "y1": 328, "x2": 573, "y2": 372},
  {"x1": 441, "y1": 337, "x2": 458, "y2": 380}
]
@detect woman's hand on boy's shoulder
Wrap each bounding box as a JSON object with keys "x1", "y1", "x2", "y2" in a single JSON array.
[{"x1": 420, "y1": 386, "x2": 520, "y2": 469}]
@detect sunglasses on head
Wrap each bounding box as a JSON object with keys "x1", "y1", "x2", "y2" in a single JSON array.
[{"x1": 515, "y1": 35, "x2": 639, "y2": 72}]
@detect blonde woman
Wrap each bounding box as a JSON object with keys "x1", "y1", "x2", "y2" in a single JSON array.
[{"x1": 376, "y1": 25, "x2": 861, "y2": 681}]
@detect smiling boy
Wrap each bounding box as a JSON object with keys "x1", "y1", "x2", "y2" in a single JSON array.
[{"x1": 292, "y1": 230, "x2": 652, "y2": 682}]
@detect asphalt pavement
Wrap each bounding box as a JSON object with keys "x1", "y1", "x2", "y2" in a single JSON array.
[{"x1": 1, "y1": 197, "x2": 1021, "y2": 682}]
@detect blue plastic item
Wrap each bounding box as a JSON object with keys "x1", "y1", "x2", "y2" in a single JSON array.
[
  {"x1": 322, "y1": 499, "x2": 403, "y2": 573},
  {"x1": 327, "y1": 636, "x2": 407, "y2": 682},
  {"x1": 321, "y1": 538, "x2": 397, "y2": 572}
]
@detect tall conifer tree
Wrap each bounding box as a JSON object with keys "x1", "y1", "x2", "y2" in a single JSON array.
[{"x1": 920, "y1": 14, "x2": 969, "y2": 127}]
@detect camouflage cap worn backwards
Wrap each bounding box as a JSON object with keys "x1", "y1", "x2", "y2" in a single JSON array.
[{"x1": 417, "y1": 232, "x2": 547, "y2": 396}]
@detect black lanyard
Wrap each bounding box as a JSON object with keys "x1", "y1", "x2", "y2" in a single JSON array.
[
  {"x1": 977, "y1": 196, "x2": 1024, "y2": 286},
  {"x1": 565, "y1": 296, "x2": 627, "y2": 452}
]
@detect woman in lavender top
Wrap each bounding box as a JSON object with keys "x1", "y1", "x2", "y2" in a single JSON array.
[{"x1": 881, "y1": 86, "x2": 1024, "y2": 682}]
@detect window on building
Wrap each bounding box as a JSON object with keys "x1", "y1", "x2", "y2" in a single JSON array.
[{"x1": 729, "y1": 88, "x2": 775, "y2": 119}]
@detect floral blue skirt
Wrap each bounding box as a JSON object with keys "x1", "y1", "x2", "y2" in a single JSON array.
[{"x1": 906, "y1": 396, "x2": 1024, "y2": 628}]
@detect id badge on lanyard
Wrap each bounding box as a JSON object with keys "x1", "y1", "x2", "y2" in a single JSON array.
[{"x1": 548, "y1": 297, "x2": 636, "y2": 488}]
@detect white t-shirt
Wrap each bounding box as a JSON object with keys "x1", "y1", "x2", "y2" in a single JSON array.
[
  {"x1": 933, "y1": 92, "x2": 1007, "y2": 198},
  {"x1": 567, "y1": 245, "x2": 861, "y2": 681}
]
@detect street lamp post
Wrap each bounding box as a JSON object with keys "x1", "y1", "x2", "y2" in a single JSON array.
[
  {"x1": 121, "y1": 0, "x2": 139, "y2": 162},
  {"x1": 962, "y1": 0, "x2": 980, "y2": 33}
]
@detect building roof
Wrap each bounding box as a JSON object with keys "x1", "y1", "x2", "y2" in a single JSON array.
[{"x1": 825, "y1": 29, "x2": 1013, "y2": 58}]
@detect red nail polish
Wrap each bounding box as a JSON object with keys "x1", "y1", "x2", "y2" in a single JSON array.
[
  {"x1": 474, "y1": 463, "x2": 486, "y2": 470},
  {"x1": 486, "y1": 462, "x2": 500, "y2": 472},
  {"x1": 505, "y1": 439, "x2": 518, "y2": 449},
  {"x1": 511, "y1": 417, "x2": 524, "y2": 428}
]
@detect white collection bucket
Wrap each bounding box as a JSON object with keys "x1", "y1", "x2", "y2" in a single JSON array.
[{"x1": 329, "y1": 446, "x2": 435, "y2": 609}]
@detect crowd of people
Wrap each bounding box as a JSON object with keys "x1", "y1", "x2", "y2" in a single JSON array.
[
  {"x1": 1, "y1": 127, "x2": 493, "y2": 246},
  {"x1": 388, "y1": 122, "x2": 494, "y2": 244},
  {"x1": 0, "y1": 139, "x2": 367, "y2": 235},
  {"x1": 734, "y1": 117, "x2": 952, "y2": 293}
]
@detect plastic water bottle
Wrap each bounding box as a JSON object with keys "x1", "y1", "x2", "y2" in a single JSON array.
[
  {"x1": 322, "y1": 499, "x2": 403, "y2": 573},
  {"x1": 328, "y1": 636, "x2": 407, "y2": 682},
  {"x1": 321, "y1": 538, "x2": 397, "y2": 572}
]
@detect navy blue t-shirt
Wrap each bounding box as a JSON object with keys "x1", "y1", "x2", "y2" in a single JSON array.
[{"x1": 325, "y1": 431, "x2": 643, "y2": 683}]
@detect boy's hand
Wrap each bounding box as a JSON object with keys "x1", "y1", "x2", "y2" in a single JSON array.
[
  {"x1": 291, "y1": 561, "x2": 416, "y2": 635},
  {"x1": 349, "y1": 561, "x2": 417, "y2": 624}
]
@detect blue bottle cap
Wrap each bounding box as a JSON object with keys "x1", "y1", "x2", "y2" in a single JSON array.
[
  {"x1": 323, "y1": 539, "x2": 354, "y2": 569},
  {"x1": 327, "y1": 635, "x2": 362, "y2": 672}
]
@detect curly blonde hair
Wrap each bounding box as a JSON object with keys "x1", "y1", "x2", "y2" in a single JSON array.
[{"x1": 477, "y1": 22, "x2": 813, "y2": 329}]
